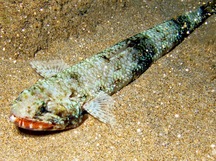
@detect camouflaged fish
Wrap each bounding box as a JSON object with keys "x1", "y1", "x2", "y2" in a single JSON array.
[{"x1": 10, "y1": 1, "x2": 216, "y2": 131}]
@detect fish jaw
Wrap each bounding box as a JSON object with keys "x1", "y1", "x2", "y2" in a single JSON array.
[
  {"x1": 9, "y1": 115, "x2": 59, "y2": 131},
  {"x1": 9, "y1": 113, "x2": 86, "y2": 131}
]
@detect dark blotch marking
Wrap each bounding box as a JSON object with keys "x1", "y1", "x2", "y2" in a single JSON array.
[
  {"x1": 100, "y1": 54, "x2": 111, "y2": 63},
  {"x1": 69, "y1": 88, "x2": 77, "y2": 98},
  {"x1": 99, "y1": 85, "x2": 106, "y2": 91},
  {"x1": 126, "y1": 35, "x2": 156, "y2": 78},
  {"x1": 69, "y1": 72, "x2": 80, "y2": 80}
]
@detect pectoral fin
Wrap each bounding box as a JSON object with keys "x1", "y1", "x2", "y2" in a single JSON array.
[
  {"x1": 30, "y1": 60, "x2": 70, "y2": 78},
  {"x1": 83, "y1": 92, "x2": 116, "y2": 126}
]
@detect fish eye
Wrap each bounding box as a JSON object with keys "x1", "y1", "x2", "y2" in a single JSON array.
[
  {"x1": 40, "y1": 106, "x2": 47, "y2": 113},
  {"x1": 40, "y1": 102, "x2": 49, "y2": 113}
]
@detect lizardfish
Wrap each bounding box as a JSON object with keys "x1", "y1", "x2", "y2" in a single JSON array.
[{"x1": 10, "y1": 1, "x2": 215, "y2": 131}]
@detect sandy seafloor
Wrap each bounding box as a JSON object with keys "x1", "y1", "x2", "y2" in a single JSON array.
[{"x1": 0, "y1": 0, "x2": 216, "y2": 160}]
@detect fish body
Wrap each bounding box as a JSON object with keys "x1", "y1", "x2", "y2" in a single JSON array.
[{"x1": 10, "y1": 1, "x2": 216, "y2": 131}]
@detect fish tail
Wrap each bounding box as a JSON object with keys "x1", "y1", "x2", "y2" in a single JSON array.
[
  {"x1": 147, "y1": 1, "x2": 216, "y2": 61},
  {"x1": 125, "y1": 1, "x2": 215, "y2": 77},
  {"x1": 172, "y1": 0, "x2": 216, "y2": 35},
  {"x1": 203, "y1": 0, "x2": 216, "y2": 14}
]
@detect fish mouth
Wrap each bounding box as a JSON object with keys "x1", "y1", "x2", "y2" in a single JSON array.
[{"x1": 9, "y1": 115, "x2": 62, "y2": 131}]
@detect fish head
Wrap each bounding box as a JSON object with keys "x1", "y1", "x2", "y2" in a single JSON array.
[{"x1": 10, "y1": 85, "x2": 86, "y2": 131}]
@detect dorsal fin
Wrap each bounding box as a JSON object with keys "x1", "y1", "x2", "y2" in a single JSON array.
[{"x1": 30, "y1": 60, "x2": 70, "y2": 78}]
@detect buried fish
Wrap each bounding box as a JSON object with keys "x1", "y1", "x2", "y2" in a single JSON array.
[{"x1": 10, "y1": 1, "x2": 216, "y2": 131}]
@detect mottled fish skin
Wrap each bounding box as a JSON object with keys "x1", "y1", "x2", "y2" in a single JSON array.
[{"x1": 10, "y1": 1, "x2": 215, "y2": 131}]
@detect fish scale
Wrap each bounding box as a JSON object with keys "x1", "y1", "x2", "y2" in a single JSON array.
[{"x1": 10, "y1": 1, "x2": 215, "y2": 131}]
